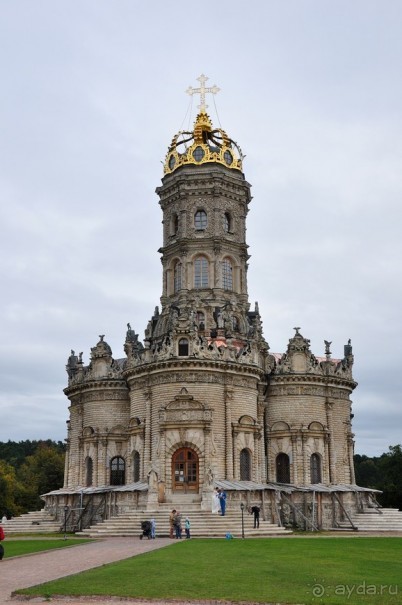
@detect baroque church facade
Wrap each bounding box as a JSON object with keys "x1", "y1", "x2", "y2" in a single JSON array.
[{"x1": 45, "y1": 78, "x2": 375, "y2": 530}]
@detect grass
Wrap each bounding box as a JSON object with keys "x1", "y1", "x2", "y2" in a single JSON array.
[
  {"x1": 3, "y1": 537, "x2": 93, "y2": 558},
  {"x1": 17, "y1": 537, "x2": 402, "y2": 605}
]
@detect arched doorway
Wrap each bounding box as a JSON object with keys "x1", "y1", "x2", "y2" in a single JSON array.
[{"x1": 172, "y1": 447, "x2": 199, "y2": 493}]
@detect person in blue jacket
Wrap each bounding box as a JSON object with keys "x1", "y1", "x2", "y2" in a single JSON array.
[{"x1": 218, "y1": 488, "x2": 227, "y2": 516}]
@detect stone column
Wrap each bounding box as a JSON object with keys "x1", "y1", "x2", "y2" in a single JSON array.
[
  {"x1": 144, "y1": 391, "x2": 152, "y2": 470},
  {"x1": 224, "y1": 389, "x2": 234, "y2": 479},
  {"x1": 291, "y1": 433, "x2": 299, "y2": 485},
  {"x1": 302, "y1": 432, "x2": 309, "y2": 484},
  {"x1": 325, "y1": 401, "x2": 336, "y2": 483},
  {"x1": 257, "y1": 401, "x2": 266, "y2": 482},
  {"x1": 348, "y1": 434, "x2": 356, "y2": 484}
]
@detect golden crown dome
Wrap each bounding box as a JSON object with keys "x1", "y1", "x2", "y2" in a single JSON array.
[
  {"x1": 163, "y1": 111, "x2": 244, "y2": 175},
  {"x1": 163, "y1": 75, "x2": 243, "y2": 175}
]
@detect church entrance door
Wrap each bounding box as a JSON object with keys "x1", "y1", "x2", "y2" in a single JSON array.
[{"x1": 172, "y1": 447, "x2": 199, "y2": 493}]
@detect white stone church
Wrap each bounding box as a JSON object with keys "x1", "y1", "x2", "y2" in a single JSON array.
[{"x1": 43, "y1": 77, "x2": 379, "y2": 532}]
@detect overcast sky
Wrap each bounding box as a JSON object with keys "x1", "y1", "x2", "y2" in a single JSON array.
[{"x1": 0, "y1": 1, "x2": 401, "y2": 457}]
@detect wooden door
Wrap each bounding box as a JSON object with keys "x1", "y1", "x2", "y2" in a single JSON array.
[{"x1": 172, "y1": 447, "x2": 199, "y2": 492}]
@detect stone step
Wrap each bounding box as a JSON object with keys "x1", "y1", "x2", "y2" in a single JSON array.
[
  {"x1": 337, "y1": 507, "x2": 402, "y2": 532},
  {"x1": 77, "y1": 508, "x2": 290, "y2": 538},
  {"x1": 1, "y1": 509, "x2": 61, "y2": 534}
]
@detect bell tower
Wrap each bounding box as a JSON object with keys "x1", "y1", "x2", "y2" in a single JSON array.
[{"x1": 145, "y1": 76, "x2": 262, "y2": 353}]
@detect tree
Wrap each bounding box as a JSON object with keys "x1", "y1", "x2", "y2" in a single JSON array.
[
  {"x1": 0, "y1": 460, "x2": 24, "y2": 517},
  {"x1": 17, "y1": 444, "x2": 65, "y2": 511}
]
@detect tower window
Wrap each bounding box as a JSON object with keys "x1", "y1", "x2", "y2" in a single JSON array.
[
  {"x1": 224, "y1": 212, "x2": 232, "y2": 232},
  {"x1": 222, "y1": 258, "x2": 233, "y2": 290},
  {"x1": 174, "y1": 261, "x2": 182, "y2": 293},
  {"x1": 310, "y1": 453, "x2": 322, "y2": 484},
  {"x1": 178, "y1": 338, "x2": 189, "y2": 356},
  {"x1": 110, "y1": 456, "x2": 125, "y2": 486},
  {"x1": 276, "y1": 453, "x2": 290, "y2": 483},
  {"x1": 194, "y1": 256, "x2": 209, "y2": 288},
  {"x1": 194, "y1": 210, "x2": 207, "y2": 230}
]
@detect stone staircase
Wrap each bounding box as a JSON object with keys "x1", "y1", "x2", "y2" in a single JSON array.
[
  {"x1": 1, "y1": 509, "x2": 61, "y2": 534},
  {"x1": 77, "y1": 505, "x2": 291, "y2": 538},
  {"x1": 337, "y1": 508, "x2": 402, "y2": 531}
]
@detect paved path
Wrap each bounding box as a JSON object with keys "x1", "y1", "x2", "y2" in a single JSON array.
[
  {"x1": 2, "y1": 532, "x2": 401, "y2": 604},
  {"x1": 0, "y1": 537, "x2": 171, "y2": 604}
]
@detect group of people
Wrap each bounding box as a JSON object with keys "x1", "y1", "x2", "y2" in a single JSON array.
[
  {"x1": 212, "y1": 488, "x2": 227, "y2": 515},
  {"x1": 169, "y1": 509, "x2": 191, "y2": 539}
]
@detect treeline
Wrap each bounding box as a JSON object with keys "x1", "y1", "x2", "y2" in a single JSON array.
[
  {"x1": 0, "y1": 440, "x2": 65, "y2": 518},
  {"x1": 354, "y1": 445, "x2": 402, "y2": 509}
]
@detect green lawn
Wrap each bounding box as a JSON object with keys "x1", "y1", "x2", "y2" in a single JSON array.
[
  {"x1": 17, "y1": 537, "x2": 401, "y2": 605},
  {"x1": 3, "y1": 537, "x2": 93, "y2": 558}
]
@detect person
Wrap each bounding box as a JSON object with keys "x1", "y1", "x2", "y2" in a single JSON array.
[
  {"x1": 0, "y1": 524, "x2": 4, "y2": 561},
  {"x1": 169, "y1": 509, "x2": 176, "y2": 539},
  {"x1": 250, "y1": 505, "x2": 260, "y2": 528},
  {"x1": 150, "y1": 517, "x2": 156, "y2": 539},
  {"x1": 173, "y1": 510, "x2": 182, "y2": 539},
  {"x1": 218, "y1": 488, "x2": 227, "y2": 516},
  {"x1": 212, "y1": 487, "x2": 220, "y2": 513},
  {"x1": 184, "y1": 517, "x2": 191, "y2": 539}
]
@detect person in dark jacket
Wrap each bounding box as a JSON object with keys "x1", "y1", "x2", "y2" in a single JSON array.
[{"x1": 250, "y1": 505, "x2": 260, "y2": 528}]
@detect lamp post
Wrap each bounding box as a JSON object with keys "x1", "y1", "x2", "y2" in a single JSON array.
[
  {"x1": 63, "y1": 505, "x2": 69, "y2": 540},
  {"x1": 240, "y1": 502, "x2": 245, "y2": 539}
]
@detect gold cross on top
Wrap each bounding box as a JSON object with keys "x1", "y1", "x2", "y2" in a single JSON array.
[{"x1": 186, "y1": 74, "x2": 220, "y2": 112}]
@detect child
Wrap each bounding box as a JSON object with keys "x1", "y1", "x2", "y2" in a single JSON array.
[
  {"x1": 150, "y1": 518, "x2": 156, "y2": 539},
  {"x1": 185, "y1": 517, "x2": 191, "y2": 539}
]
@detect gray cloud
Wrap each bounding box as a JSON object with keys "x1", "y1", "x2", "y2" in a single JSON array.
[{"x1": 0, "y1": 1, "x2": 401, "y2": 457}]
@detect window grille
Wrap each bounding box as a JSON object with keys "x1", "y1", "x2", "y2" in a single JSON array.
[
  {"x1": 110, "y1": 456, "x2": 125, "y2": 486},
  {"x1": 194, "y1": 210, "x2": 207, "y2": 230},
  {"x1": 222, "y1": 258, "x2": 233, "y2": 290},
  {"x1": 174, "y1": 262, "x2": 182, "y2": 292},
  {"x1": 276, "y1": 453, "x2": 290, "y2": 483},
  {"x1": 85, "y1": 457, "x2": 93, "y2": 487},
  {"x1": 310, "y1": 453, "x2": 322, "y2": 484},
  {"x1": 240, "y1": 448, "x2": 251, "y2": 480},
  {"x1": 194, "y1": 257, "x2": 209, "y2": 288},
  {"x1": 133, "y1": 451, "x2": 140, "y2": 483}
]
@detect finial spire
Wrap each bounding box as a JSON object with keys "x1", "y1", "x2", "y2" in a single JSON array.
[{"x1": 186, "y1": 74, "x2": 220, "y2": 112}]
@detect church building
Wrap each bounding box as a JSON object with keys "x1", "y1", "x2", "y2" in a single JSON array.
[{"x1": 44, "y1": 76, "x2": 376, "y2": 532}]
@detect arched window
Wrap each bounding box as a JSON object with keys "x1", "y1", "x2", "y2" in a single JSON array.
[
  {"x1": 224, "y1": 212, "x2": 232, "y2": 233},
  {"x1": 110, "y1": 456, "x2": 125, "y2": 486},
  {"x1": 174, "y1": 261, "x2": 182, "y2": 293},
  {"x1": 178, "y1": 338, "x2": 189, "y2": 356},
  {"x1": 194, "y1": 256, "x2": 209, "y2": 288},
  {"x1": 310, "y1": 453, "x2": 322, "y2": 484},
  {"x1": 194, "y1": 210, "x2": 207, "y2": 230},
  {"x1": 276, "y1": 453, "x2": 290, "y2": 483},
  {"x1": 222, "y1": 258, "x2": 233, "y2": 290},
  {"x1": 133, "y1": 451, "x2": 140, "y2": 483},
  {"x1": 85, "y1": 457, "x2": 93, "y2": 487},
  {"x1": 240, "y1": 448, "x2": 252, "y2": 481}
]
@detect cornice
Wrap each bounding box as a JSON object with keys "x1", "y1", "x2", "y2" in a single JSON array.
[
  {"x1": 64, "y1": 379, "x2": 128, "y2": 398},
  {"x1": 123, "y1": 357, "x2": 265, "y2": 382},
  {"x1": 269, "y1": 373, "x2": 357, "y2": 391}
]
